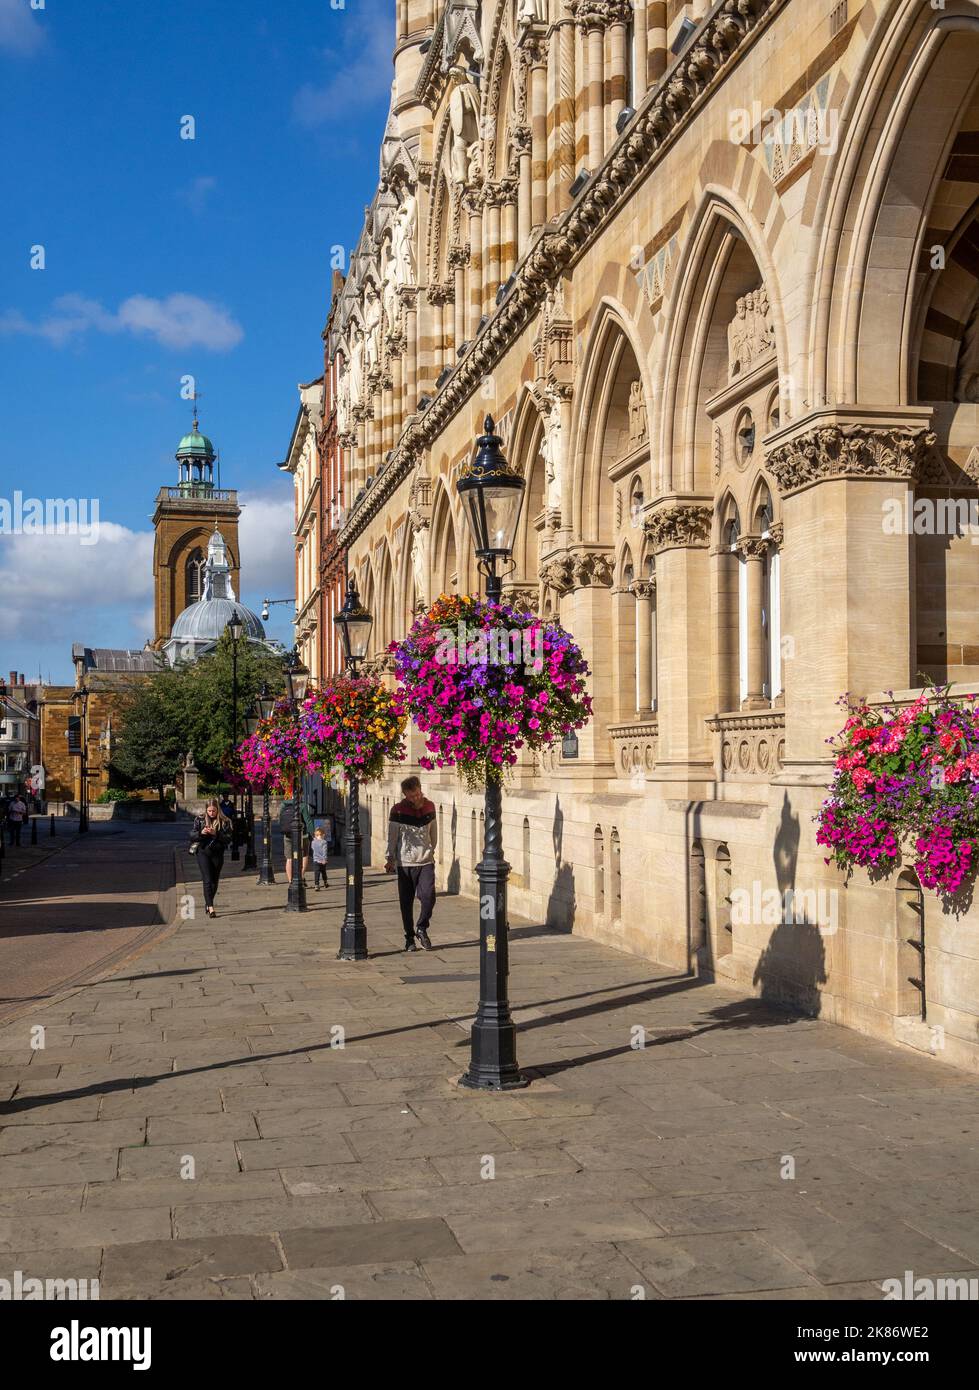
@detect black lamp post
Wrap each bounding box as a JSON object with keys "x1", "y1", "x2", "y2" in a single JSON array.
[
  {"x1": 246, "y1": 684, "x2": 277, "y2": 885},
  {"x1": 333, "y1": 575, "x2": 374, "y2": 961},
  {"x1": 74, "y1": 686, "x2": 90, "y2": 834},
  {"x1": 284, "y1": 649, "x2": 311, "y2": 912},
  {"x1": 226, "y1": 618, "x2": 244, "y2": 861},
  {"x1": 332, "y1": 572, "x2": 369, "y2": 956},
  {"x1": 456, "y1": 415, "x2": 528, "y2": 1090}
]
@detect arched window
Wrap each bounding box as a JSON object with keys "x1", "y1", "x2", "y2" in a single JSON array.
[
  {"x1": 690, "y1": 840, "x2": 707, "y2": 966},
  {"x1": 185, "y1": 548, "x2": 205, "y2": 605},
  {"x1": 522, "y1": 817, "x2": 531, "y2": 888}
]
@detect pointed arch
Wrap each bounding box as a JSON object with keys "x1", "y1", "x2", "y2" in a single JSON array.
[{"x1": 570, "y1": 299, "x2": 651, "y2": 545}]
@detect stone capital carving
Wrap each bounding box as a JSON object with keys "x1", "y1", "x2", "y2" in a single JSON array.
[
  {"x1": 571, "y1": 0, "x2": 631, "y2": 30},
  {"x1": 631, "y1": 578, "x2": 655, "y2": 601},
  {"x1": 767, "y1": 424, "x2": 937, "y2": 497},
  {"x1": 735, "y1": 534, "x2": 768, "y2": 561},
  {"x1": 447, "y1": 244, "x2": 470, "y2": 270},
  {"x1": 644, "y1": 504, "x2": 712, "y2": 553},
  {"x1": 540, "y1": 554, "x2": 575, "y2": 595},
  {"x1": 572, "y1": 549, "x2": 614, "y2": 588},
  {"x1": 768, "y1": 521, "x2": 784, "y2": 548}
]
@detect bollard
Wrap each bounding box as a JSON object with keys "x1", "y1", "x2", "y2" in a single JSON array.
[
  {"x1": 50, "y1": 813, "x2": 56, "y2": 837},
  {"x1": 30, "y1": 816, "x2": 37, "y2": 845}
]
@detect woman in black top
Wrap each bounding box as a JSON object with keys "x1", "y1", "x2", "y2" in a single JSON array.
[{"x1": 191, "y1": 800, "x2": 233, "y2": 918}]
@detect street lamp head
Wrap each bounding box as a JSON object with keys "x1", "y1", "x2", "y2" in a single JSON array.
[
  {"x1": 283, "y1": 649, "x2": 311, "y2": 704},
  {"x1": 227, "y1": 617, "x2": 245, "y2": 643},
  {"x1": 242, "y1": 704, "x2": 260, "y2": 738},
  {"x1": 457, "y1": 415, "x2": 526, "y2": 561},
  {"x1": 256, "y1": 682, "x2": 276, "y2": 721},
  {"x1": 334, "y1": 575, "x2": 374, "y2": 664}
]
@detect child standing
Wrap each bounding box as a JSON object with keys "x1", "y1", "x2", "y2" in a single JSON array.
[{"x1": 311, "y1": 826, "x2": 330, "y2": 890}]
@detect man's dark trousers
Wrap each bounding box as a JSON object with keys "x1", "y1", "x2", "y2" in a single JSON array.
[{"x1": 397, "y1": 863, "x2": 435, "y2": 943}]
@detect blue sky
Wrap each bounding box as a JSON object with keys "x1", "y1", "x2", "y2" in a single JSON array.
[{"x1": 0, "y1": 0, "x2": 392, "y2": 681}]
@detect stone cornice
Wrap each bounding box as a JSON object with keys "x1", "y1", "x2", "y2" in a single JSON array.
[
  {"x1": 766, "y1": 410, "x2": 936, "y2": 497},
  {"x1": 338, "y1": 0, "x2": 780, "y2": 551}
]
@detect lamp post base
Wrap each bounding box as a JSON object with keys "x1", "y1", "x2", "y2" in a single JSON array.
[{"x1": 337, "y1": 920, "x2": 369, "y2": 961}]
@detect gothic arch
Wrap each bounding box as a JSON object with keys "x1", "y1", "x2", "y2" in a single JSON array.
[
  {"x1": 570, "y1": 300, "x2": 650, "y2": 544},
  {"x1": 509, "y1": 384, "x2": 546, "y2": 582},
  {"x1": 430, "y1": 476, "x2": 461, "y2": 597},
  {"x1": 656, "y1": 191, "x2": 786, "y2": 498},
  {"x1": 809, "y1": 3, "x2": 979, "y2": 406}
]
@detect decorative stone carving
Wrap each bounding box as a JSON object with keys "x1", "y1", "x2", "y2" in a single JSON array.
[
  {"x1": 727, "y1": 285, "x2": 774, "y2": 380},
  {"x1": 767, "y1": 424, "x2": 937, "y2": 496},
  {"x1": 448, "y1": 67, "x2": 481, "y2": 187},
  {"x1": 540, "y1": 554, "x2": 575, "y2": 595},
  {"x1": 627, "y1": 380, "x2": 647, "y2": 447},
  {"x1": 363, "y1": 286, "x2": 382, "y2": 376},
  {"x1": 572, "y1": 550, "x2": 614, "y2": 588},
  {"x1": 631, "y1": 578, "x2": 655, "y2": 601},
  {"x1": 644, "y1": 504, "x2": 712, "y2": 553},
  {"x1": 735, "y1": 534, "x2": 768, "y2": 561},
  {"x1": 707, "y1": 711, "x2": 786, "y2": 782}
]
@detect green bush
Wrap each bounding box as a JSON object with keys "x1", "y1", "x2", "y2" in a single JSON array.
[{"x1": 96, "y1": 789, "x2": 135, "y2": 804}]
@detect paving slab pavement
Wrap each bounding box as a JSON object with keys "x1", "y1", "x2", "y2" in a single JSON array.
[{"x1": 1, "y1": 829, "x2": 979, "y2": 1300}]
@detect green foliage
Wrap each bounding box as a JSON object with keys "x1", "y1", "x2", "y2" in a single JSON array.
[
  {"x1": 111, "y1": 635, "x2": 287, "y2": 795},
  {"x1": 96, "y1": 788, "x2": 136, "y2": 804}
]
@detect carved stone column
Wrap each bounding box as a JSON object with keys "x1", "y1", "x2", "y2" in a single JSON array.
[
  {"x1": 527, "y1": 37, "x2": 549, "y2": 233},
  {"x1": 632, "y1": 577, "x2": 654, "y2": 715},
  {"x1": 647, "y1": 0, "x2": 667, "y2": 86},
  {"x1": 465, "y1": 194, "x2": 483, "y2": 338},
  {"x1": 645, "y1": 502, "x2": 714, "y2": 784},
  {"x1": 567, "y1": 549, "x2": 615, "y2": 770},
  {"x1": 553, "y1": 11, "x2": 576, "y2": 216},
  {"x1": 736, "y1": 535, "x2": 769, "y2": 711},
  {"x1": 404, "y1": 291, "x2": 418, "y2": 417},
  {"x1": 606, "y1": 1, "x2": 632, "y2": 146},
  {"x1": 449, "y1": 247, "x2": 468, "y2": 353},
  {"x1": 514, "y1": 126, "x2": 532, "y2": 255},
  {"x1": 485, "y1": 187, "x2": 502, "y2": 303},
  {"x1": 766, "y1": 409, "x2": 935, "y2": 774},
  {"x1": 500, "y1": 179, "x2": 518, "y2": 282}
]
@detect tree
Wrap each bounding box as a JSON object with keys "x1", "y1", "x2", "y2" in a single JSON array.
[
  {"x1": 109, "y1": 638, "x2": 288, "y2": 795},
  {"x1": 111, "y1": 669, "x2": 188, "y2": 800}
]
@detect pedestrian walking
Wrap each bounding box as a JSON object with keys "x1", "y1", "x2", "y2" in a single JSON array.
[
  {"x1": 7, "y1": 792, "x2": 27, "y2": 848},
  {"x1": 311, "y1": 826, "x2": 330, "y2": 890},
  {"x1": 279, "y1": 798, "x2": 314, "y2": 883},
  {"x1": 385, "y1": 775, "x2": 437, "y2": 951},
  {"x1": 190, "y1": 799, "x2": 233, "y2": 918}
]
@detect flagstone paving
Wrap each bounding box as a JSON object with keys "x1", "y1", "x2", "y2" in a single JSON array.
[{"x1": 2, "y1": 826, "x2": 979, "y2": 1300}]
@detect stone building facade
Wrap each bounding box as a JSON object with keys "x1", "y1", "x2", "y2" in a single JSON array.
[{"x1": 318, "y1": 0, "x2": 979, "y2": 1072}]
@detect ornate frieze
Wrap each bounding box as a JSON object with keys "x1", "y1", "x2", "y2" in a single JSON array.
[
  {"x1": 707, "y1": 710, "x2": 785, "y2": 782},
  {"x1": 644, "y1": 504, "x2": 712, "y2": 553},
  {"x1": 572, "y1": 549, "x2": 614, "y2": 588},
  {"x1": 767, "y1": 424, "x2": 937, "y2": 497}
]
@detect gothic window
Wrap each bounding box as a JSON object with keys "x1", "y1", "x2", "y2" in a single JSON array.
[{"x1": 185, "y1": 548, "x2": 205, "y2": 604}]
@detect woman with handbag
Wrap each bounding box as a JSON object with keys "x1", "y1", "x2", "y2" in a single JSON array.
[{"x1": 191, "y1": 799, "x2": 233, "y2": 918}]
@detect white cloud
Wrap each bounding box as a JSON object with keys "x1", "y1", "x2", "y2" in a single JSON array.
[
  {"x1": 0, "y1": 292, "x2": 244, "y2": 352},
  {"x1": 0, "y1": 0, "x2": 44, "y2": 54},
  {"x1": 293, "y1": 0, "x2": 393, "y2": 127},
  {"x1": 177, "y1": 176, "x2": 218, "y2": 215},
  {"x1": 238, "y1": 492, "x2": 296, "y2": 614},
  {"x1": 0, "y1": 521, "x2": 154, "y2": 645}
]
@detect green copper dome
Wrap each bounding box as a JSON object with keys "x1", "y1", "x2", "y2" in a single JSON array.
[{"x1": 176, "y1": 430, "x2": 215, "y2": 460}]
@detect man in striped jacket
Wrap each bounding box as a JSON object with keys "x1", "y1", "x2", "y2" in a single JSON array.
[{"x1": 385, "y1": 775, "x2": 438, "y2": 951}]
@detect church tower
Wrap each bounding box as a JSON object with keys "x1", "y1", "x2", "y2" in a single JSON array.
[{"x1": 151, "y1": 411, "x2": 241, "y2": 648}]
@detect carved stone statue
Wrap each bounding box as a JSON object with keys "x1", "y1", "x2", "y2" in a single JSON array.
[
  {"x1": 539, "y1": 387, "x2": 564, "y2": 511},
  {"x1": 391, "y1": 190, "x2": 417, "y2": 287},
  {"x1": 410, "y1": 524, "x2": 430, "y2": 611},
  {"x1": 628, "y1": 380, "x2": 647, "y2": 446},
  {"x1": 336, "y1": 360, "x2": 350, "y2": 436},
  {"x1": 348, "y1": 325, "x2": 364, "y2": 405},
  {"x1": 728, "y1": 285, "x2": 774, "y2": 379},
  {"x1": 448, "y1": 67, "x2": 481, "y2": 186},
  {"x1": 517, "y1": 0, "x2": 546, "y2": 26},
  {"x1": 364, "y1": 287, "x2": 382, "y2": 375}
]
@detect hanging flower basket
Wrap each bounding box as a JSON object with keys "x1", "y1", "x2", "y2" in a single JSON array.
[
  {"x1": 300, "y1": 676, "x2": 407, "y2": 783},
  {"x1": 391, "y1": 593, "x2": 592, "y2": 790},
  {"x1": 816, "y1": 686, "x2": 979, "y2": 901},
  {"x1": 238, "y1": 699, "x2": 320, "y2": 795}
]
